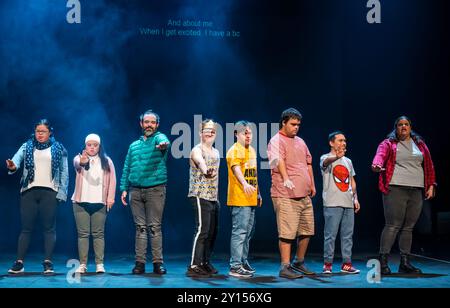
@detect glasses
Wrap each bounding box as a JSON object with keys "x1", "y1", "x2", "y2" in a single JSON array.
[{"x1": 35, "y1": 130, "x2": 50, "y2": 134}]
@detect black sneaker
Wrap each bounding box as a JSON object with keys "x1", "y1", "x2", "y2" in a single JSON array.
[
  {"x1": 186, "y1": 265, "x2": 211, "y2": 278},
  {"x1": 243, "y1": 262, "x2": 256, "y2": 274},
  {"x1": 279, "y1": 265, "x2": 303, "y2": 279},
  {"x1": 153, "y1": 262, "x2": 167, "y2": 275},
  {"x1": 291, "y1": 261, "x2": 315, "y2": 275},
  {"x1": 132, "y1": 261, "x2": 145, "y2": 275},
  {"x1": 202, "y1": 262, "x2": 218, "y2": 274},
  {"x1": 8, "y1": 261, "x2": 24, "y2": 274},
  {"x1": 42, "y1": 260, "x2": 54, "y2": 274}
]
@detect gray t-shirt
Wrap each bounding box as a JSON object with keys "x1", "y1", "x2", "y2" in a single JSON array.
[
  {"x1": 320, "y1": 153, "x2": 355, "y2": 208},
  {"x1": 390, "y1": 139, "x2": 424, "y2": 188}
]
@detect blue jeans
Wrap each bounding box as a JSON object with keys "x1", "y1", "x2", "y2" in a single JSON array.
[
  {"x1": 229, "y1": 206, "x2": 256, "y2": 269},
  {"x1": 323, "y1": 207, "x2": 354, "y2": 264}
]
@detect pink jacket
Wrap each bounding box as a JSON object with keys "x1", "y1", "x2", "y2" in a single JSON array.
[
  {"x1": 372, "y1": 138, "x2": 436, "y2": 195},
  {"x1": 71, "y1": 155, "x2": 116, "y2": 205}
]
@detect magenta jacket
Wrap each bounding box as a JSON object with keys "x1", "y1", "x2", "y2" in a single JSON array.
[
  {"x1": 372, "y1": 138, "x2": 436, "y2": 195},
  {"x1": 71, "y1": 155, "x2": 116, "y2": 205}
]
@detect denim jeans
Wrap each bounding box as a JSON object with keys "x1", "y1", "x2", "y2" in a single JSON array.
[
  {"x1": 229, "y1": 206, "x2": 256, "y2": 269},
  {"x1": 130, "y1": 185, "x2": 166, "y2": 264},
  {"x1": 73, "y1": 202, "x2": 106, "y2": 264},
  {"x1": 323, "y1": 206, "x2": 354, "y2": 264}
]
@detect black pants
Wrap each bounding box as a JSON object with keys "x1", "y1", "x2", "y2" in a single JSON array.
[
  {"x1": 189, "y1": 197, "x2": 219, "y2": 266},
  {"x1": 17, "y1": 187, "x2": 58, "y2": 261}
]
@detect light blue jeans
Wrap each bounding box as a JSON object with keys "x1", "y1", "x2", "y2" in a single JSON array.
[
  {"x1": 229, "y1": 206, "x2": 256, "y2": 269},
  {"x1": 323, "y1": 207, "x2": 354, "y2": 264}
]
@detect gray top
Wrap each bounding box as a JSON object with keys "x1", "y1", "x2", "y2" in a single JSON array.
[
  {"x1": 390, "y1": 139, "x2": 424, "y2": 188},
  {"x1": 320, "y1": 153, "x2": 355, "y2": 208}
]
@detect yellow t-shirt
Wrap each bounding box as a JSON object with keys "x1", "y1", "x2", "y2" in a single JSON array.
[{"x1": 226, "y1": 142, "x2": 258, "y2": 206}]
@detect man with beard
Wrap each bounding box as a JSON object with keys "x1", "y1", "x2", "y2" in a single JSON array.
[{"x1": 120, "y1": 110, "x2": 170, "y2": 275}]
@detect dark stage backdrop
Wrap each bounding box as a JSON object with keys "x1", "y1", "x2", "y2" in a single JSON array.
[{"x1": 0, "y1": 0, "x2": 449, "y2": 258}]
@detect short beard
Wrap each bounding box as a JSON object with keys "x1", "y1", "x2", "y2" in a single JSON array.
[{"x1": 143, "y1": 128, "x2": 154, "y2": 137}]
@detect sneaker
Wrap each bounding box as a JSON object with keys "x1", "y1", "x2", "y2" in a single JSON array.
[
  {"x1": 291, "y1": 261, "x2": 315, "y2": 275},
  {"x1": 279, "y1": 265, "x2": 303, "y2": 279},
  {"x1": 8, "y1": 261, "x2": 24, "y2": 274},
  {"x1": 323, "y1": 262, "x2": 332, "y2": 274},
  {"x1": 243, "y1": 262, "x2": 256, "y2": 274},
  {"x1": 132, "y1": 261, "x2": 145, "y2": 275},
  {"x1": 75, "y1": 264, "x2": 87, "y2": 274},
  {"x1": 341, "y1": 263, "x2": 360, "y2": 274},
  {"x1": 42, "y1": 260, "x2": 54, "y2": 274},
  {"x1": 229, "y1": 266, "x2": 253, "y2": 278},
  {"x1": 202, "y1": 262, "x2": 218, "y2": 274},
  {"x1": 186, "y1": 265, "x2": 211, "y2": 278},
  {"x1": 96, "y1": 264, "x2": 105, "y2": 274}
]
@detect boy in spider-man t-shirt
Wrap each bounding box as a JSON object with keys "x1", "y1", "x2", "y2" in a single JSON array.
[{"x1": 320, "y1": 131, "x2": 361, "y2": 275}]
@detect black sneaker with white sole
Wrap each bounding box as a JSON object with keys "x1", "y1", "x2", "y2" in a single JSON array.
[
  {"x1": 8, "y1": 261, "x2": 24, "y2": 274},
  {"x1": 243, "y1": 262, "x2": 256, "y2": 274},
  {"x1": 229, "y1": 266, "x2": 253, "y2": 278},
  {"x1": 42, "y1": 260, "x2": 54, "y2": 274}
]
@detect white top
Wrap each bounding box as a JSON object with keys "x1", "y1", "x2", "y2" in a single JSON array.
[
  {"x1": 27, "y1": 148, "x2": 56, "y2": 191},
  {"x1": 80, "y1": 155, "x2": 104, "y2": 203}
]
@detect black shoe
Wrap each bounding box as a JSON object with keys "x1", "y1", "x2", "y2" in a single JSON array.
[
  {"x1": 399, "y1": 254, "x2": 422, "y2": 274},
  {"x1": 153, "y1": 262, "x2": 167, "y2": 275},
  {"x1": 242, "y1": 262, "x2": 256, "y2": 274},
  {"x1": 379, "y1": 254, "x2": 391, "y2": 275},
  {"x1": 42, "y1": 260, "x2": 54, "y2": 274},
  {"x1": 132, "y1": 261, "x2": 145, "y2": 275},
  {"x1": 291, "y1": 261, "x2": 315, "y2": 275},
  {"x1": 279, "y1": 265, "x2": 303, "y2": 279},
  {"x1": 186, "y1": 265, "x2": 212, "y2": 278},
  {"x1": 202, "y1": 262, "x2": 218, "y2": 274},
  {"x1": 8, "y1": 261, "x2": 24, "y2": 274}
]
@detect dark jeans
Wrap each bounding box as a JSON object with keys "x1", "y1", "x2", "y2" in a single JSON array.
[
  {"x1": 189, "y1": 197, "x2": 219, "y2": 266},
  {"x1": 17, "y1": 187, "x2": 58, "y2": 261},
  {"x1": 379, "y1": 185, "x2": 423, "y2": 255},
  {"x1": 130, "y1": 185, "x2": 166, "y2": 264}
]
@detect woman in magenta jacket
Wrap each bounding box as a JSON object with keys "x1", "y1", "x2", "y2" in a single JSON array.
[{"x1": 372, "y1": 116, "x2": 436, "y2": 275}]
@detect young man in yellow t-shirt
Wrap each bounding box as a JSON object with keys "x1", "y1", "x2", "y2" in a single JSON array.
[{"x1": 226, "y1": 121, "x2": 261, "y2": 278}]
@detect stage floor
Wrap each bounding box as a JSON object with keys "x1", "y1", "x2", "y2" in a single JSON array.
[{"x1": 0, "y1": 253, "x2": 448, "y2": 288}]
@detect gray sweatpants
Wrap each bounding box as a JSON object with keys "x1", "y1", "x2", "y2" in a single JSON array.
[{"x1": 379, "y1": 185, "x2": 423, "y2": 255}]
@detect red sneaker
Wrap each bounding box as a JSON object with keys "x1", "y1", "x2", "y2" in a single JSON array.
[
  {"x1": 323, "y1": 262, "x2": 332, "y2": 274},
  {"x1": 341, "y1": 263, "x2": 360, "y2": 274}
]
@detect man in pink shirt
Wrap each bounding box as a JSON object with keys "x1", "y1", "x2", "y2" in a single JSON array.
[{"x1": 268, "y1": 108, "x2": 316, "y2": 279}]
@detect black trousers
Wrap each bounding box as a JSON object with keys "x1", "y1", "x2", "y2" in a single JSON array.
[
  {"x1": 189, "y1": 197, "x2": 219, "y2": 266},
  {"x1": 17, "y1": 187, "x2": 58, "y2": 261}
]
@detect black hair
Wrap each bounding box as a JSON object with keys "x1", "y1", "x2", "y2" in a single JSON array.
[
  {"x1": 279, "y1": 108, "x2": 302, "y2": 129},
  {"x1": 234, "y1": 120, "x2": 251, "y2": 135},
  {"x1": 328, "y1": 131, "x2": 345, "y2": 142},
  {"x1": 140, "y1": 109, "x2": 160, "y2": 123},
  {"x1": 34, "y1": 118, "x2": 53, "y2": 134},
  {"x1": 81, "y1": 143, "x2": 111, "y2": 172},
  {"x1": 386, "y1": 115, "x2": 423, "y2": 142}
]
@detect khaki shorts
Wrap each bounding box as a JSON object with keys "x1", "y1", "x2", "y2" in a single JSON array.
[{"x1": 272, "y1": 196, "x2": 315, "y2": 239}]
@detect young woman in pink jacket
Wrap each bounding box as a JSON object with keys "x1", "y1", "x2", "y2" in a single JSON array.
[{"x1": 71, "y1": 134, "x2": 116, "y2": 274}]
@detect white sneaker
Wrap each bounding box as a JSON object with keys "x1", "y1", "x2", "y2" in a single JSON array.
[
  {"x1": 96, "y1": 264, "x2": 105, "y2": 273},
  {"x1": 75, "y1": 264, "x2": 87, "y2": 274}
]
